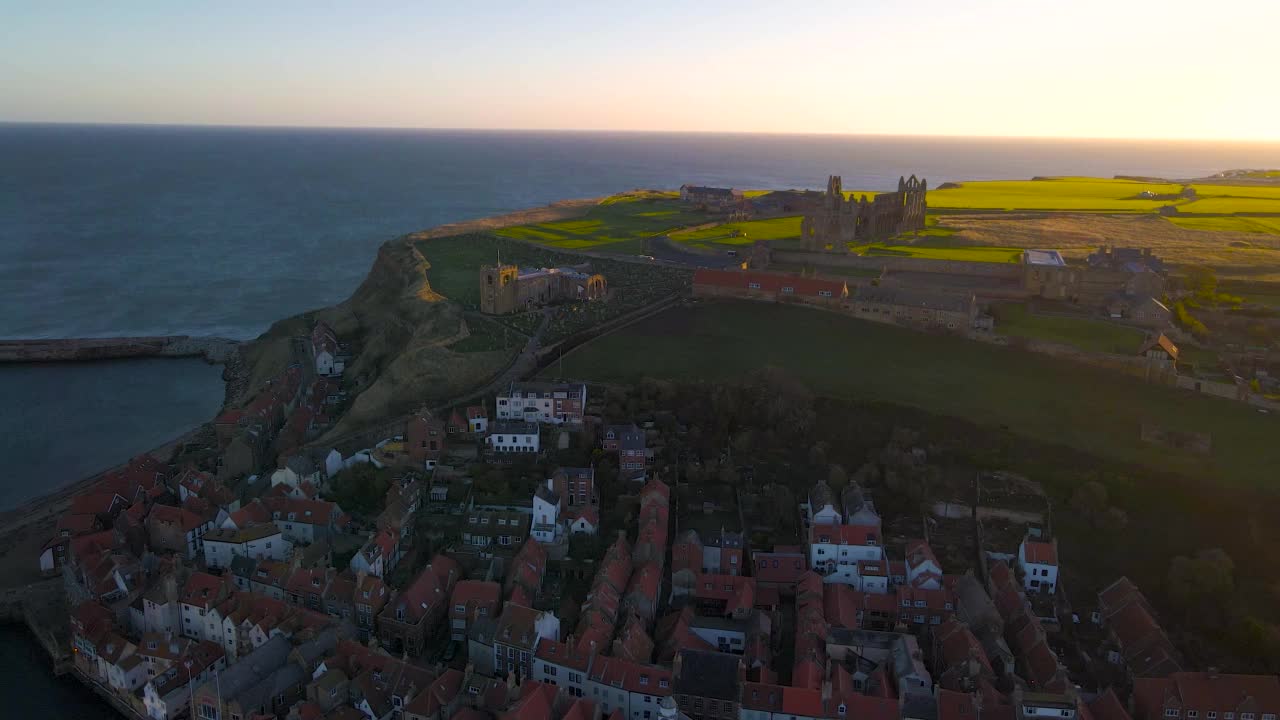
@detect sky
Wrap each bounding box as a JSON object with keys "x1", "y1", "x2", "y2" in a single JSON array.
[{"x1": 2, "y1": 0, "x2": 1278, "y2": 141}]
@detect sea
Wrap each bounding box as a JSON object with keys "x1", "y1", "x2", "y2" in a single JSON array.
[{"x1": 3, "y1": 124, "x2": 1280, "y2": 716}]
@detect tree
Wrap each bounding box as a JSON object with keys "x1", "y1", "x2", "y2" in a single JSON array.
[
  {"x1": 828, "y1": 464, "x2": 849, "y2": 491},
  {"x1": 808, "y1": 442, "x2": 828, "y2": 470},
  {"x1": 1167, "y1": 548, "x2": 1235, "y2": 610},
  {"x1": 1070, "y1": 481, "x2": 1109, "y2": 516}
]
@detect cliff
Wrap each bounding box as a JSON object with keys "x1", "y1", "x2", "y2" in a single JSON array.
[{"x1": 235, "y1": 237, "x2": 509, "y2": 441}]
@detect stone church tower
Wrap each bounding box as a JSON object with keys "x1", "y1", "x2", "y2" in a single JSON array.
[{"x1": 479, "y1": 263, "x2": 519, "y2": 315}]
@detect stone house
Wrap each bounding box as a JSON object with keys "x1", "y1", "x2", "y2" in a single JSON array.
[
  {"x1": 191, "y1": 635, "x2": 305, "y2": 720},
  {"x1": 450, "y1": 580, "x2": 500, "y2": 642},
  {"x1": 407, "y1": 409, "x2": 447, "y2": 469},
  {"x1": 147, "y1": 504, "x2": 216, "y2": 561},
  {"x1": 378, "y1": 554, "x2": 460, "y2": 655},
  {"x1": 489, "y1": 603, "x2": 560, "y2": 679}
]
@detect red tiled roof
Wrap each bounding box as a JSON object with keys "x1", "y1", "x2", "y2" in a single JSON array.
[
  {"x1": 149, "y1": 503, "x2": 206, "y2": 533},
  {"x1": 451, "y1": 580, "x2": 500, "y2": 617},
  {"x1": 263, "y1": 497, "x2": 339, "y2": 525},
  {"x1": 466, "y1": 405, "x2": 486, "y2": 420},
  {"x1": 70, "y1": 492, "x2": 125, "y2": 516},
  {"x1": 1022, "y1": 539, "x2": 1058, "y2": 565},
  {"x1": 693, "y1": 268, "x2": 848, "y2": 298},
  {"x1": 1089, "y1": 688, "x2": 1132, "y2": 720},
  {"x1": 57, "y1": 513, "x2": 98, "y2": 535},
  {"x1": 753, "y1": 549, "x2": 808, "y2": 585},
  {"x1": 938, "y1": 689, "x2": 978, "y2": 720},
  {"x1": 181, "y1": 572, "x2": 227, "y2": 608},
  {"x1": 782, "y1": 686, "x2": 826, "y2": 716},
  {"x1": 226, "y1": 499, "x2": 270, "y2": 528},
  {"x1": 792, "y1": 658, "x2": 824, "y2": 690}
]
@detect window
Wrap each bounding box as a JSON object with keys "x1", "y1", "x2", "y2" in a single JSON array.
[
  {"x1": 1208, "y1": 714, "x2": 1218, "y2": 719},
  {"x1": 1189, "y1": 713, "x2": 1199, "y2": 719},
  {"x1": 819, "y1": 290, "x2": 833, "y2": 297},
  {"x1": 1166, "y1": 711, "x2": 1180, "y2": 718},
  {"x1": 748, "y1": 282, "x2": 761, "y2": 290},
  {"x1": 1241, "y1": 714, "x2": 1255, "y2": 720}
]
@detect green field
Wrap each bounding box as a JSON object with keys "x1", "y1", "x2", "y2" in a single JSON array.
[
  {"x1": 1176, "y1": 197, "x2": 1280, "y2": 214},
  {"x1": 671, "y1": 216, "x2": 802, "y2": 248},
  {"x1": 555, "y1": 301, "x2": 1277, "y2": 487},
  {"x1": 928, "y1": 177, "x2": 1183, "y2": 212},
  {"x1": 853, "y1": 243, "x2": 1024, "y2": 263},
  {"x1": 495, "y1": 193, "x2": 707, "y2": 250},
  {"x1": 1166, "y1": 216, "x2": 1280, "y2": 235},
  {"x1": 994, "y1": 303, "x2": 1146, "y2": 354}
]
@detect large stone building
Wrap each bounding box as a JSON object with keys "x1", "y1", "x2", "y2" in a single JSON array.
[
  {"x1": 479, "y1": 262, "x2": 606, "y2": 315},
  {"x1": 800, "y1": 175, "x2": 927, "y2": 250}
]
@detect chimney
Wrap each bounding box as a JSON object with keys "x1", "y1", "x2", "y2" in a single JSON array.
[{"x1": 673, "y1": 651, "x2": 683, "y2": 681}]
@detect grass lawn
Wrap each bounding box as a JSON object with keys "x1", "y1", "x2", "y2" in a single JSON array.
[
  {"x1": 671, "y1": 216, "x2": 802, "y2": 248},
  {"x1": 452, "y1": 316, "x2": 525, "y2": 354},
  {"x1": 928, "y1": 177, "x2": 1183, "y2": 212},
  {"x1": 417, "y1": 235, "x2": 571, "y2": 308},
  {"x1": 994, "y1": 303, "x2": 1146, "y2": 354},
  {"x1": 495, "y1": 193, "x2": 707, "y2": 250},
  {"x1": 1166, "y1": 216, "x2": 1280, "y2": 235},
  {"x1": 852, "y1": 243, "x2": 1024, "y2": 263},
  {"x1": 555, "y1": 301, "x2": 1277, "y2": 488}
]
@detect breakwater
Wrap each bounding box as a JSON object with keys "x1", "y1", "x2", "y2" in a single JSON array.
[{"x1": 0, "y1": 336, "x2": 240, "y2": 364}]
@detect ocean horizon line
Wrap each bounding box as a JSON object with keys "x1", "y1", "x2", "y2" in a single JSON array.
[{"x1": 3, "y1": 119, "x2": 1279, "y2": 147}]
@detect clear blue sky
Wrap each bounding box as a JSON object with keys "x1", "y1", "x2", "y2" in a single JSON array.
[{"x1": 2, "y1": 0, "x2": 1277, "y2": 140}]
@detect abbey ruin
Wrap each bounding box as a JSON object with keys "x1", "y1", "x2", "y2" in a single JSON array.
[{"x1": 799, "y1": 175, "x2": 928, "y2": 251}]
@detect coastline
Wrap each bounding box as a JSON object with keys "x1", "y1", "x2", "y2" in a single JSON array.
[
  {"x1": 0, "y1": 335, "x2": 240, "y2": 365},
  {"x1": 0, "y1": 423, "x2": 210, "y2": 591}
]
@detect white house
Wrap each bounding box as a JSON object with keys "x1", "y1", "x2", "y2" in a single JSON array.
[
  {"x1": 264, "y1": 497, "x2": 345, "y2": 544},
  {"x1": 806, "y1": 481, "x2": 842, "y2": 526},
  {"x1": 202, "y1": 525, "x2": 291, "y2": 569},
  {"x1": 349, "y1": 528, "x2": 399, "y2": 579},
  {"x1": 487, "y1": 421, "x2": 540, "y2": 454},
  {"x1": 179, "y1": 574, "x2": 228, "y2": 641},
  {"x1": 567, "y1": 506, "x2": 599, "y2": 536},
  {"x1": 532, "y1": 483, "x2": 563, "y2": 544},
  {"x1": 141, "y1": 641, "x2": 226, "y2": 720},
  {"x1": 311, "y1": 321, "x2": 342, "y2": 377},
  {"x1": 1018, "y1": 537, "x2": 1059, "y2": 595},
  {"x1": 905, "y1": 540, "x2": 943, "y2": 590},
  {"x1": 142, "y1": 576, "x2": 181, "y2": 635},
  {"x1": 97, "y1": 636, "x2": 147, "y2": 695},
  {"x1": 809, "y1": 523, "x2": 885, "y2": 587},
  {"x1": 467, "y1": 406, "x2": 489, "y2": 434},
  {"x1": 495, "y1": 381, "x2": 587, "y2": 426}
]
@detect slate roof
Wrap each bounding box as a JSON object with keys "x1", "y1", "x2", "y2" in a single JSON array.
[{"x1": 675, "y1": 649, "x2": 741, "y2": 701}]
